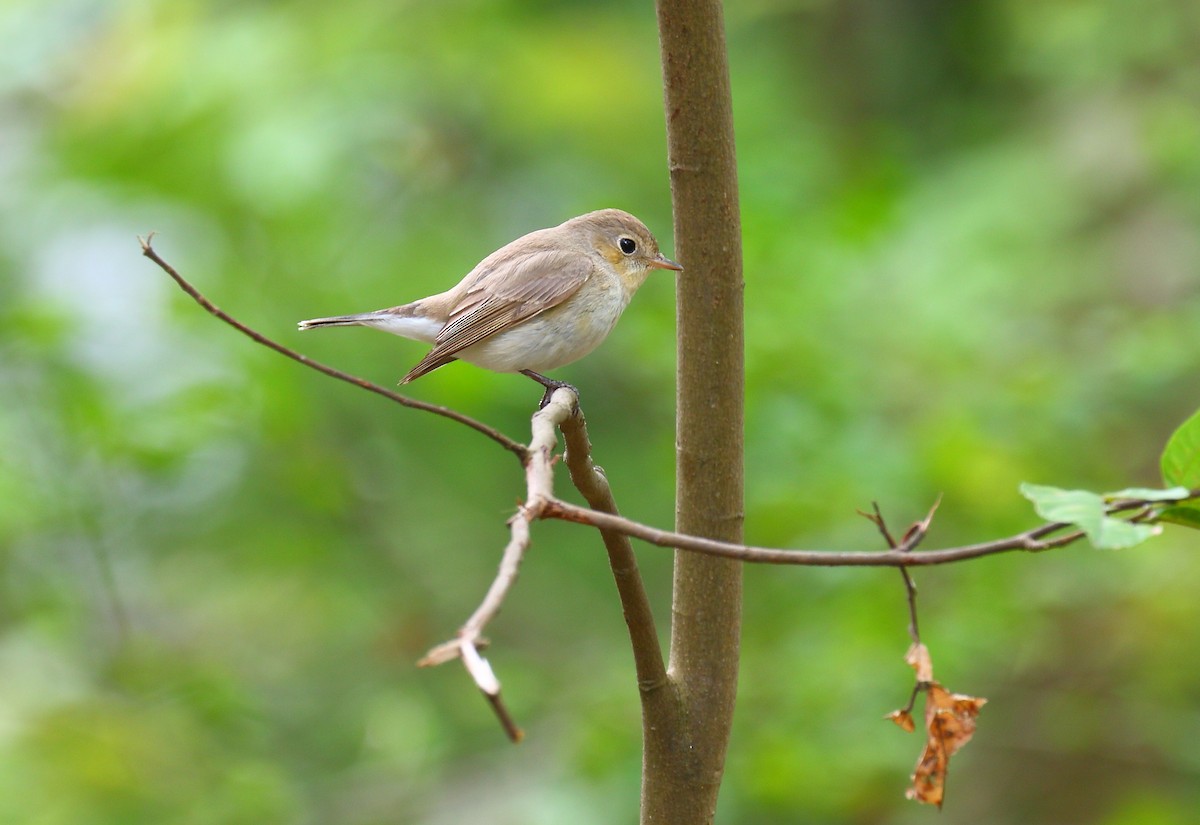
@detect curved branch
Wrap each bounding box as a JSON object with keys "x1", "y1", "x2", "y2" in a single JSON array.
[{"x1": 139, "y1": 235, "x2": 528, "y2": 460}]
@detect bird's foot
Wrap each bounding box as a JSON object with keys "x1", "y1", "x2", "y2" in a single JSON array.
[{"x1": 520, "y1": 370, "x2": 579, "y2": 410}]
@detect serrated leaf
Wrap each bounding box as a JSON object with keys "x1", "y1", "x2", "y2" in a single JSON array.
[
  {"x1": 1162, "y1": 409, "x2": 1200, "y2": 488},
  {"x1": 1103, "y1": 486, "x2": 1191, "y2": 502}
]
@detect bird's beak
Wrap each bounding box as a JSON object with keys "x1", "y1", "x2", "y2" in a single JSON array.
[{"x1": 648, "y1": 254, "x2": 683, "y2": 272}]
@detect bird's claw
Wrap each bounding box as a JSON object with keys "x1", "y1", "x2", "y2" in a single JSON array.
[{"x1": 521, "y1": 370, "x2": 579, "y2": 410}]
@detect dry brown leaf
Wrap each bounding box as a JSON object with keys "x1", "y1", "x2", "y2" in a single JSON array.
[
  {"x1": 906, "y1": 682, "x2": 987, "y2": 807},
  {"x1": 893, "y1": 643, "x2": 986, "y2": 807},
  {"x1": 886, "y1": 709, "x2": 916, "y2": 733}
]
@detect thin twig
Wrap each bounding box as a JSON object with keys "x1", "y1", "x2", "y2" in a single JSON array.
[
  {"x1": 539, "y1": 491, "x2": 1198, "y2": 567},
  {"x1": 858, "y1": 502, "x2": 898, "y2": 548},
  {"x1": 559, "y1": 405, "x2": 667, "y2": 693},
  {"x1": 138, "y1": 235, "x2": 527, "y2": 460},
  {"x1": 898, "y1": 497, "x2": 941, "y2": 643},
  {"x1": 417, "y1": 387, "x2": 578, "y2": 741},
  {"x1": 898, "y1": 566, "x2": 920, "y2": 644},
  {"x1": 417, "y1": 512, "x2": 529, "y2": 742},
  {"x1": 859, "y1": 502, "x2": 924, "y2": 643},
  {"x1": 900, "y1": 681, "x2": 922, "y2": 715}
]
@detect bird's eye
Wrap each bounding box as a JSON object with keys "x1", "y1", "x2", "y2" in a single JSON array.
[{"x1": 619, "y1": 237, "x2": 638, "y2": 255}]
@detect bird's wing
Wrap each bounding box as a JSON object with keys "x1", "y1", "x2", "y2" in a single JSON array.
[{"x1": 402, "y1": 248, "x2": 590, "y2": 382}]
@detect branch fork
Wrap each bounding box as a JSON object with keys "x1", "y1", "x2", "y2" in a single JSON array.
[{"x1": 415, "y1": 389, "x2": 578, "y2": 741}]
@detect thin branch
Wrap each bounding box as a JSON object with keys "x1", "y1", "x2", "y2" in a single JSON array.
[
  {"x1": 898, "y1": 498, "x2": 941, "y2": 643},
  {"x1": 539, "y1": 491, "x2": 1199, "y2": 568},
  {"x1": 898, "y1": 567, "x2": 920, "y2": 643},
  {"x1": 417, "y1": 387, "x2": 579, "y2": 741},
  {"x1": 417, "y1": 510, "x2": 529, "y2": 742},
  {"x1": 138, "y1": 235, "x2": 527, "y2": 461},
  {"x1": 858, "y1": 501, "x2": 899, "y2": 548},
  {"x1": 559, "y1": 406, "x2": 667, "y2": 693},
  {"x1": 859, "y1": 502, "x2": 925, "y2": 644}
]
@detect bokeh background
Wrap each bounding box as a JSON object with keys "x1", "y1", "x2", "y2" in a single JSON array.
[{"x1": 3, "y1": 0, "x2": 1200, "y2": 822}]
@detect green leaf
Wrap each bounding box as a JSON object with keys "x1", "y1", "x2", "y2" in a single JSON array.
[
  {"x1": 1102, "y1": 486, "x2": 1192, "y2": 502},
  {"x1": 1162, "y1": 408, "x2": 1200, "y2": 488},
  {"x1": 1091, "y1": 520, "x2": 1160, "y2": 550},
  {"x1": 1157, "y1": 506, "x2": 1200, "y2": 530},
  {"x1": 1020, "y1": 483, "x2": 1105, "y2": 528},
  {"x1": 1019, "y1": 483, "x2": 1160, "y2": 550}
]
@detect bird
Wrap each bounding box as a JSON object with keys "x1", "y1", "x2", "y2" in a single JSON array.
[{"x1": 298, "y1": 209, "x2": 681, "y2": 405}]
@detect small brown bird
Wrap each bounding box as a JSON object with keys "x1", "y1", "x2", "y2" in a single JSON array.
[{"x1": 299, "y1": 209, "x2": 680, "y2": 404}]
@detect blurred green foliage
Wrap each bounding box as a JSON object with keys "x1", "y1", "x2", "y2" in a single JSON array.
[{"x1": 3, "y1": 0, "x2": 1200, "y2": 822}]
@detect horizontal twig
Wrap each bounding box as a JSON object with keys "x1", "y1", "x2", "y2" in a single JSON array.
[{"x1": 539, "y1": 493, "x2": 1196, "y2": 567}]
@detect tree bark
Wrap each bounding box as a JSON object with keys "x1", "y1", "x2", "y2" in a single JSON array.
[{"x1": 645, "y1": 1, "x2": 745, "y2": 822}]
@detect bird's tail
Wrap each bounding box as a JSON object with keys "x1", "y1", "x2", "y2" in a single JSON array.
[{"x1": 298, "y1": 305, "x2": 443, "y2": 344}]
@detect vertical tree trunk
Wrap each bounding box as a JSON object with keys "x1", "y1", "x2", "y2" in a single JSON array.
[{"x1": 644, "y1": 1, "x2": 745, "y2": 822}]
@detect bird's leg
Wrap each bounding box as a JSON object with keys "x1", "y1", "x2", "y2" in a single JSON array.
[{"x1": 520, "y1": 369, "x2": 579, "y2": 410}]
